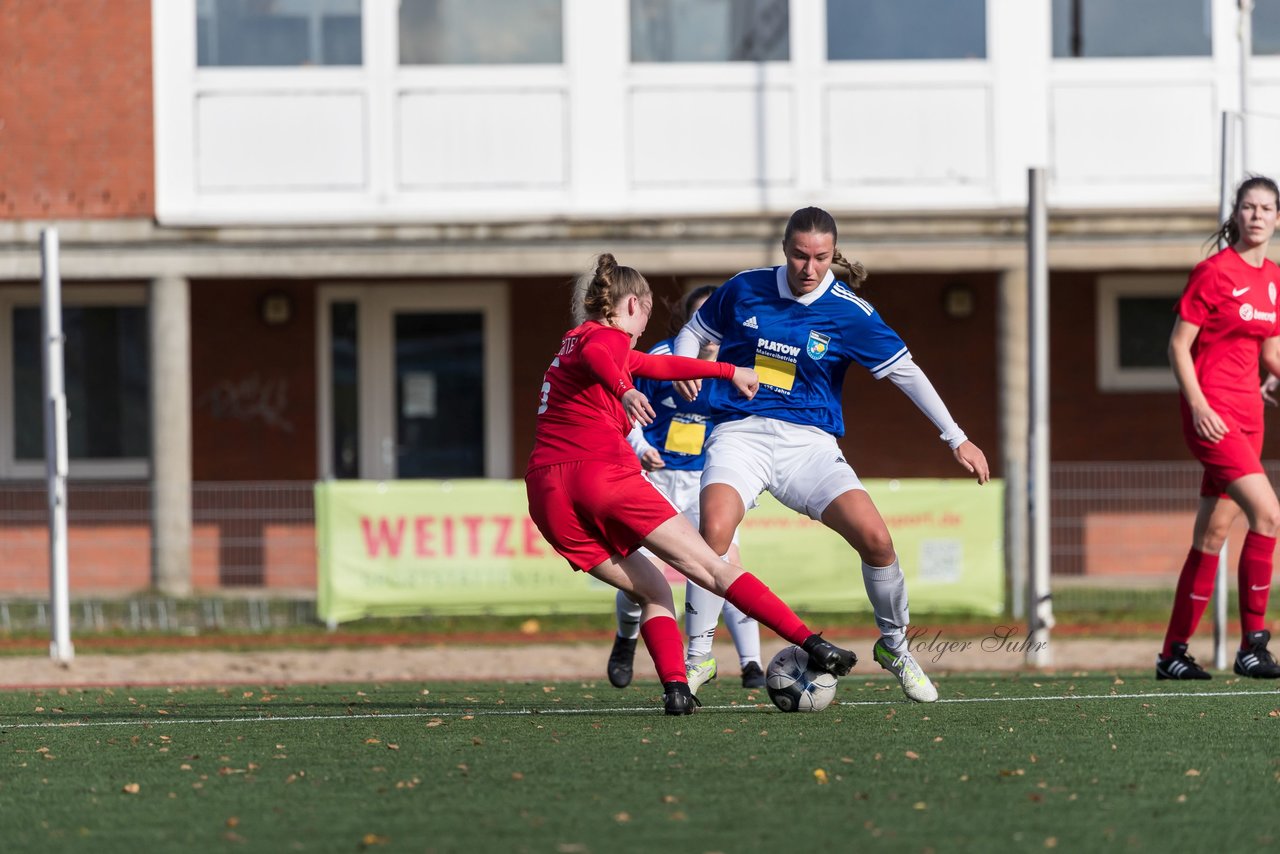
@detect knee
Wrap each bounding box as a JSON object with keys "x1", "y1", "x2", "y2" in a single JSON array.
[
  {"x1": 1253, "y1": 507, "x2": 1280, "y2": 537},
  {"x1": 699, "y1": 515, "x2": 736, "y2": 556},
  {"x1": 860, "y1": 530, "x2": 896, "y2": 567}
]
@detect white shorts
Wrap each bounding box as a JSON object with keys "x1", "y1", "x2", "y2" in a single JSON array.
[
  {"x1": 643, "y1": 467, "x2": 740, "y2": 548},
  {"x1": 701, "y1": 416, "x2": 865, "y2": 521}
]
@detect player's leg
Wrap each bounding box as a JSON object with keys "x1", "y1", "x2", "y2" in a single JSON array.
[
  {"x1": 1158, "y1": 494, "x2": 1234, "y2": 679},
  {"x1": 816, "y1": 487, "x2": 936, "y2": 702},
  {"x1": 609, "y1": 586, "x2": 643, "y2": 688},
  {"x1": 639, "y1": 512, "x2": 855, "y2": 676},
  {"x1": 1225, "y1": 472, "x2": 1280, "y2": 677},
  {"x1": 588, "y1": 552, "x2": 699, "y2": 714},
  {"x1": 719, "y1": 543, "x2": 764, "y2": 687}
]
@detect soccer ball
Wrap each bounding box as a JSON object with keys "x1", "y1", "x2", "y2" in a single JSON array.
[{"x1": 765, "y1": 645, "x2": 838, "y2": 712}]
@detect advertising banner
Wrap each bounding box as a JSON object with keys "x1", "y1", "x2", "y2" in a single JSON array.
[{"x1": 316, "y1": 479, "x2": 1004, "y2": 624}]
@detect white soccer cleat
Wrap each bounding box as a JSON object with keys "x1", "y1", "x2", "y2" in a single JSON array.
[
  {"x1": 685, "y1": 656, "x2": 718, "y2": 695},
  {"x1": 873, "y1": 638, "x2": 938, "y2": 703}
]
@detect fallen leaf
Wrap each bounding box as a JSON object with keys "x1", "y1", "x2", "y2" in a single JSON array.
[
  {"x1": 122, "y1": 783, "x2": 140, "y2": 794},
  {"x1": 226, "y1": 817, "x2": 239, "y2": 828},
  {"x1": 426, "y1": 720, "x2": 443, "y2": 728},
  {"x1": 913, "y1": 802, "x2": 927, "y2": 810},
  {"x1": 1185, "y1": 769, "x2": 1200, "y2": 777},
  {"x1": 904, "y1": 751, "x2": 920, "y2": 760},
  {"x1": 614, "y1": 812, "x2": 631, "y2": 824},
  {"x1": 1045, "y1": 837, "x2": 1058, "y2": 848},
  {"x1": 520, "y1": 619, "x2": 540, "y2": 635},
  {"x1": 364, "y1": 738, "x2": 380, "y2": 745},
  {"x1": 814, "y1": 769, "x2": 829, "y2": 784}
]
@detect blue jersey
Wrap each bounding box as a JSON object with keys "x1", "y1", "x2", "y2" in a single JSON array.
[
  {"x1": 686, "y1": 266, "x2": 908, "y2": 437},
  {"x1": 634, "y1": 338, "x2": 715, "y2": 471}
]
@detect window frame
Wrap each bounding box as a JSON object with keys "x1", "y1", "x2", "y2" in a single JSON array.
[
  {"x1": 0, "y1": 285, "x2": 150, "y2": 480},
  {"x1": 1095, "y1": 274, "x2": 1181, "y2": 393}
]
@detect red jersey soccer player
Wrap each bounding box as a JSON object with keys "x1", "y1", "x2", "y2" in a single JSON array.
[
  {"x1": 1159, "y1": 176, "x2": 1280, "y2": 680},
  {"x1": 525, "y1": 253, "x2": 857, "y2": 714}
]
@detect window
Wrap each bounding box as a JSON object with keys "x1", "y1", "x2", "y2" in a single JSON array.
[
  {"x1": 1096, "y1": 275, "x2": 1180, "y2": 392},
  {"x1": 399, "y1": 0, "x2": 562, "y2": 65},
  {"x1": 197, "y1": 0, "x2": 363, "y2": 67},
  {"x1": 1, "y1": 288, "x2": 149, "y2": 478},
  {"x1": 631, "y1": 0, "x2": 789, "y2": 62},
  {"x1": 826, "y1": 0, "x2": 986, "y2": 61},
  {"x1": 1253, "y1": 3, "x2": 1280, "y2": 55},
  {"x1": 1053, "y1": 0, "x2": 1211, "y2": 58}
]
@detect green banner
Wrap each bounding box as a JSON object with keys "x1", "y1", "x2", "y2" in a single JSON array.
[{"x1": 315, "y1": 479, "x2": 1004, "y2": 624}]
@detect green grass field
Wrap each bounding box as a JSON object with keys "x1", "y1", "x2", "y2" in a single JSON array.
[{"x1": 2, "y1": 674, "x2": 1277, "y2": 853}]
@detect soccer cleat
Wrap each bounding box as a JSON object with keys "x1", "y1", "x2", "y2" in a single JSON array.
[
  {"x1": 1234, "y1": 630, "x2": 1280, "y2": 679},
  {"x1": 662, "y1": 681, "x2": 701, "y2": 716},
  {"x1": 685, "y1": 657, "x2": 718, "y2": 694},
  {"x1": 801, "y1": 634, "x2": 857, "y2": 677},
  {"x1": 873, "y1": 638, "x2": 938, "y2": 703},
  {"x1": 606, "y1": 635, "x2": 638, "y2": 689},
  {"x1": 740, "y1": 660, "x2": 766, "y2": 689},
  {"x1": 1155, "y1": 642, "x2": 1212, "y2": 680}
]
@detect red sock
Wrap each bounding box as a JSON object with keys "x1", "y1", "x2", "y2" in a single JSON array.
[
  {"x1": 1239, "y1": 531, "x2": 1275, "y2": 643},
  {"x1": 724, "y1": 573, "x2": 810, "y2": 646},
  {"x1": 640, "y1": 615, "x2": 686, "y2": 684},
  {"x1": 1162, "y1": 548, "x2": 1219, "y2": 657}
]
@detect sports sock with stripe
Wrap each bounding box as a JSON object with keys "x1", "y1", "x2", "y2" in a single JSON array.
[
  {"x1": 1163, "y1": 547, "x2": 1218, "y2": 658},
  {"x1": 615, "y1": 590, "x2": 641, "y2": 640},
  {"x1": 684, "y1": 580, "x2": 723, "y2": 661},
  {"x1": 1238, "y1": 531, "x2": 1275, "y2": 645}
]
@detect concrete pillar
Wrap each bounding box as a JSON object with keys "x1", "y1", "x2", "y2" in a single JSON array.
[
  {"x1": 998, "y1": 267, "x2": 1030, "y2": 619},
  {"x1": 150, "y1": 275, "x2": 192, "y2": 596}
]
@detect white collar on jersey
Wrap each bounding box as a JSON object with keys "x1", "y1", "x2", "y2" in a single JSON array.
[{"x1": 775, "y1": 265, "x2": 834, "y2": 305}]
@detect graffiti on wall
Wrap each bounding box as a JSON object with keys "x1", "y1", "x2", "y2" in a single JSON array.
[{"x1": 197, "y1": 373, "x2": 295, "y2": 433}]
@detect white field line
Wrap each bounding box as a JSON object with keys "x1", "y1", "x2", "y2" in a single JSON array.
[{"x1": 1, "y1": 688, "x2": 1277, "y2": 730}]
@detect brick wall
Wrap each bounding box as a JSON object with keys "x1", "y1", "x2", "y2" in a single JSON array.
[{"x1": 0, "y1": 0, "x2": 154, "y2": 218}]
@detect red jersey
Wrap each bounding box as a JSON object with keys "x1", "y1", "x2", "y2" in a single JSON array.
[
  {"x1": 528, "y1": 320, "x2": 736, "y2": 470},
  {"x1": 1177, "y1": 247, "x2": 1280, "y2": 432}
]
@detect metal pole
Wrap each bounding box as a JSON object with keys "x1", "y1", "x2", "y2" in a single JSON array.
[
  {"x1": 1241, "y1": 0, "x2": 1253, "y2": 172},
  {"x1": 1026, "y1": 168, "x2": 1053, "y2": 666},
  {"x1": 1214, "y1": 544, "x2": 1229, "y2": 670},
  {"x1": 41, "y1": 228, "x2": 73, "y2": 664},
  {"x1": 1212, "y1": 112, "x2": 1236, "y2": 670}
]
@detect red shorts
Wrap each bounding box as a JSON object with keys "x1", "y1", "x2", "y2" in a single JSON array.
[
  {"x1": 1182, "y1": 415, "x2": 1265, "y2": 497},
  {"x1": 525, "y1": 460, "x2": 679, "y2": 571}
]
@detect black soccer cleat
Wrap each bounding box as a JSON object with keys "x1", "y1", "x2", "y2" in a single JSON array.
[
  {"x1": 740, "y1": 660, "x2": 766, "y2": 689},
  {"x1": 607, "y1": 635, "x2": 638, "y2": 688},
  {"x1": 1155, "y1": 642, "x2": 1212, "y2": 680},
  {"x1": 662, "y1": 681, "x2": 701, "y2": 716},
  {"x1": 1234, "y1": 630, "x2": 1280, "y2": 679},
  {"x1": 801, "y1": 634, "x2": 857, "y2": 677}
]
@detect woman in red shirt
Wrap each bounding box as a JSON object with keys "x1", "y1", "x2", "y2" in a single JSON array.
[
  {"x1": 1160, "y1": 176, "x2": 1280, "y2": 680},
  {"x1": 526, "y1": 254, "x2": 856, "y2": 714}
]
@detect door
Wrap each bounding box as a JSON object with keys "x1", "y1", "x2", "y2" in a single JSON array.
[{"x1": 318, "y1": 284, "x2": 511, "y2": 480}]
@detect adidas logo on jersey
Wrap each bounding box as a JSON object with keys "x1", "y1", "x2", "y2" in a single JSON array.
[
  {"x1": 743, "y1": 316, "x2": 759, "y2": 329},
  {"x1": 661, "y1": 397, "x2": 677, "y2": 408}
]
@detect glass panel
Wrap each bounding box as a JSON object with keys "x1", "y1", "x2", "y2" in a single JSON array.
[
  {"x1": 826, "y1": 0, "x2": 986, "y2": 60},
  {"x1": 399, "y1": 0, "x2": 562, "y2": 65},
  {"x1": 13, "y1": 306, "x2": 149, "y2": 460},
  {"x1": 197, "y1": 0, "x2": 363, "y2": 67},
  {"x1": 1052, "y1": 0, "x2": 1211, "y2": 58},
  {"x1": 330, "y1": 301, "x2": 359, "y2": 479},
  {"x1": 1254, "y1": 3, "x2": 1280, "y2": 55},
  {"x1": 631, "y1": 0, "x2": 789, "y2": 62},
  {"x1": 394, "y1": 312, "x2": 484, "y2": 478},
  {"x1": 1117, "y1": 296, "x2": 1176, "y2": 369}
]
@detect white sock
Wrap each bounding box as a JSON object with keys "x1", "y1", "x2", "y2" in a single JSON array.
[
  {"x1": 684, "y1": 579, "x2": 725, "y2": 662},
  {"x1": 615, "y1": 589, "x2": 641, "y2": 640},
  {"x1": 721, "y1": 600, "x2": 761, "y2": 667},
  {"x1": 862, "y1": 558, "x2": 908, "y2": 651}
]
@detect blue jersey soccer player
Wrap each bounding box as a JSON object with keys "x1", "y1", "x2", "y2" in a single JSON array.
[{"x1": 674, "y1": 206, "x2": 990, "y2": 703}]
